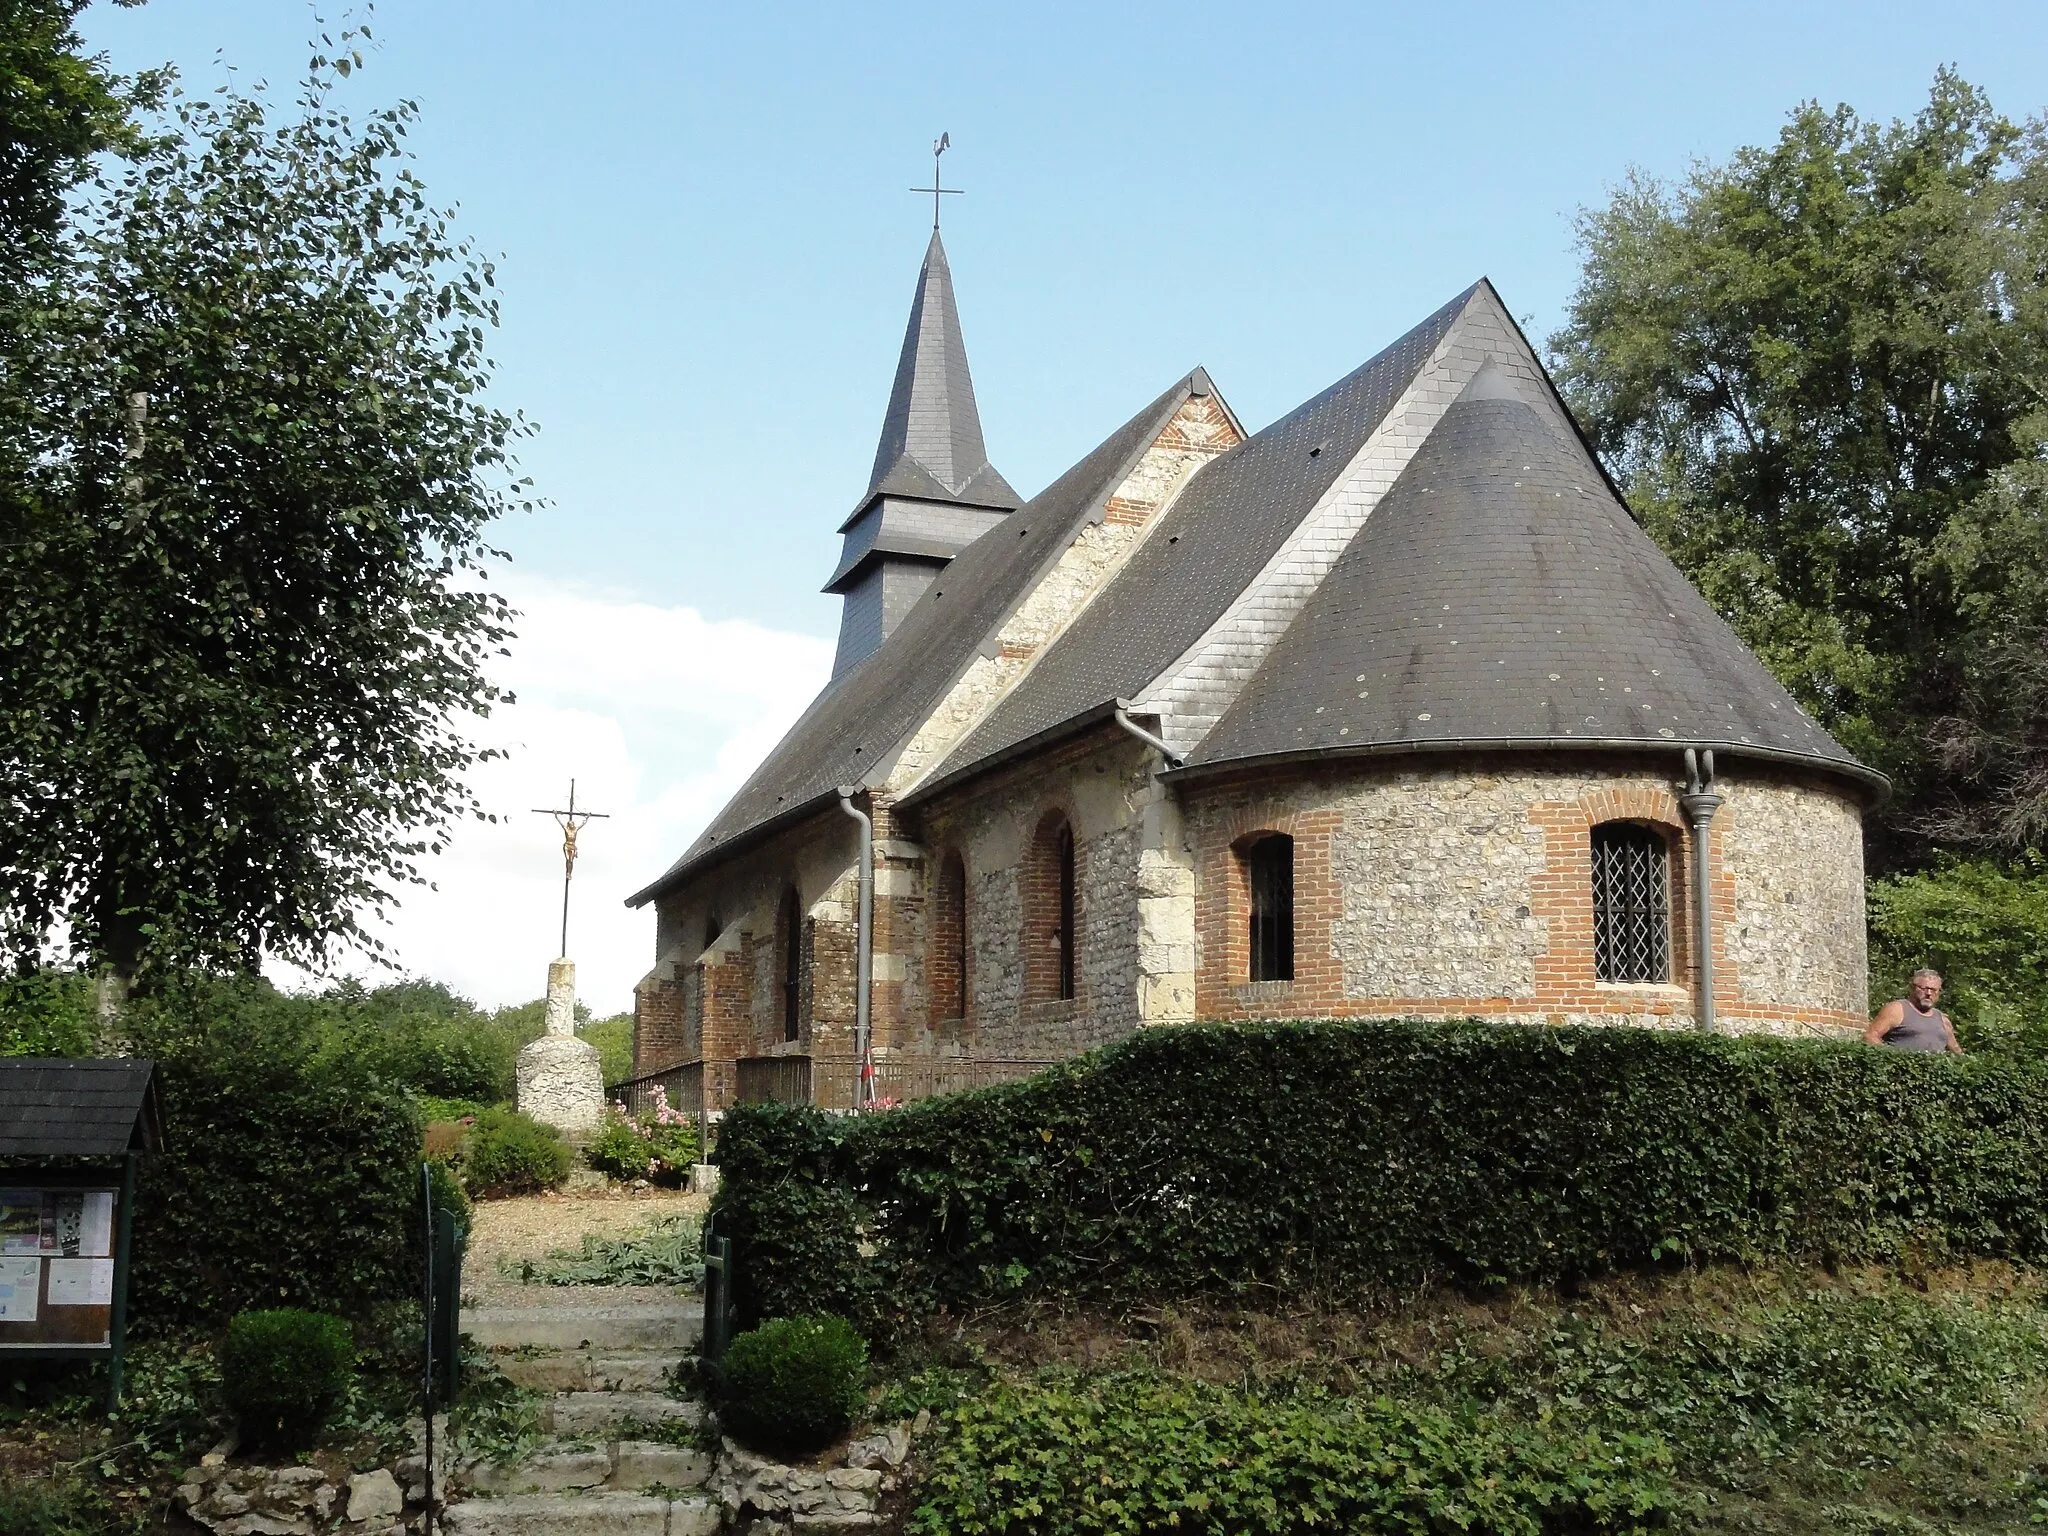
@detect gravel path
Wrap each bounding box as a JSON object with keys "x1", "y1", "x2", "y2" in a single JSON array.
[{"x1": 462, "y1": 1184, "x2": 709, "y2": 1307}]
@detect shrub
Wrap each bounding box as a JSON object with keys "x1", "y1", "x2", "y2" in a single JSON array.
[
  {"x1": 124, "y1": 975, "x2": 421, "y2": 1328},
  {"x1": 587, "y1": 1094, "x2": 698, "y2": 1185},
  {"x1": 716, "y1": 1314, "x2": 868, "y2": 1453},
  {"x1": 907, "y1": 1370, "x2": 1679, "y2": 1535},
  {"x1": 218, "y1": 1308, "x2": 354, "y2": 1450},
  {"x1": 427, "y1": 1156, "x2": 471, "y2": 1229},
  {"x1": 462, "y1": 1107, "x2": 571, "y2": 1197},
  {"x1": 710, "y1": 1102, "x2": 872, "y2": 1328},
  {"x1": 516, "y1": 1214, "x2": 701, "y2": 1286},
  {"x1": 713, "y1": 1020, "x2": 2048, "y2": 1328}
]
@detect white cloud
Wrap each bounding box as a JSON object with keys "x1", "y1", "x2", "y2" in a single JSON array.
[{"x1": 270, "y1": 570, "x2": 832, "y2": 1016}]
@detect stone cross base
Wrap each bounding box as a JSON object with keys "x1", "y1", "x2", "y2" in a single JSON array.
[
  {"x1": 517, "y1": 956, "x2": 604, "y2": 1139},
  {"x1": 517, "y1": 1035, "x2": 605, "y2": 1140}
]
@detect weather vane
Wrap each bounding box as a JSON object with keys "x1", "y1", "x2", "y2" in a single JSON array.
[
  {"x1": 910, "y1": 131, "x2": 962, "y2": 231},
  {"x1": 531, "y1": 779, "x2": 609, "y2": 957}
]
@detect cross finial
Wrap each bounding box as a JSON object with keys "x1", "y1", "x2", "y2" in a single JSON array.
[
  {"x1": 910, "y1": 131, "x2": 963, "y2": 232},
  {"x1": 530, "y1": 779, "x2": 610, "y2": 958}
]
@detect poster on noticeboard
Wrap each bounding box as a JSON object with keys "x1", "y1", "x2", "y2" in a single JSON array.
[{"x1": 0, "y1": 1189, "x2": 119, "y2": 1348}]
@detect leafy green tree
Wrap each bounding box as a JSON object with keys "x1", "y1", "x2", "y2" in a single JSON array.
[
  {"x1": 1550, "y1": 72, "x2": 2048, "y2": 862},
  {"x1": 0, "y1": 0, "x2": 144, "y2": 258},
  {"x1": 0, "y1": 41, "x2": 529, "y2": 1025}
]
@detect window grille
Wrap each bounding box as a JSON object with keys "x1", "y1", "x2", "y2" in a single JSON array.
[
  {"x1": 1592, "y1": 823, "x2": 1670, "y2": 983},
  {"x1": 1246, "y1": 835, "x2": 1295, "y2": 982}
]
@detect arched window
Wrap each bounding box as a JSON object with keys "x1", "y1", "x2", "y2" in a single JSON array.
[
  {"x1": 932, "y1": 851, "x2": 968, "y2": 1025},
  {"x1": 1025, "y1": 812, "x2": 1078, "y2": 1003},
  {"x1": 1591, "y1": 822, "x2": 1671, "y2": 983},
  {"x1": 1243, "y1": 834, "x2": 1294, "y2": 982},
  {"x1": 778, "y1": 886, "x2": 803, "y2": 1041}
]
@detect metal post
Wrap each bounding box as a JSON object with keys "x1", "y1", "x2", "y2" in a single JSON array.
[
  {"x1": 105, "y1": 1153, "x2": 138, "y2": 1415},
  {"x1": 1679, "y1": 750, "x2": 1723, "y2": 1034},
  {"x1": 420, "y1": 1164, "x2": 435, "y2": 1536},
  {"x1": 837, "y1": 788, "x2": 874, "y2": 1105}
]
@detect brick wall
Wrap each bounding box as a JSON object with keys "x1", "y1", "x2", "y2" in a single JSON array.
[{"x1": 1186, "y1": 756, "x2": 1867, "y2": 1036}]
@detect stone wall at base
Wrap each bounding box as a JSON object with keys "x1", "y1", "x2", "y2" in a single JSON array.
[{"x1": 1185, "y1": 755, "x2": 1868, "y2": 1036}]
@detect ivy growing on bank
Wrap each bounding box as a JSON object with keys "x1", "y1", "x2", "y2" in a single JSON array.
[{"x1": 711, "y1": 1020, "x2": 2048, "y2": 1330}]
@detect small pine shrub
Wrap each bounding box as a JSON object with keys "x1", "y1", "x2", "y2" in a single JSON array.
[
  {"x1": 716, "y1": 1314, "x2": 868, "y2": 1453},
  {"x1": 462, "y1": 1107, "x2": 571, "y2": 1197},
  {"x1": 218, "y1": 1308, "x2": 354, "y2": 1450}
]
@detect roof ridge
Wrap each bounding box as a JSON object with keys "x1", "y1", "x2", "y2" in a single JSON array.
[{"x1": 626, "y1": 369, "x2": 1220, "y2": 906}]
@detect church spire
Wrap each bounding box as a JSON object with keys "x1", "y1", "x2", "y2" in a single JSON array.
[
  {"x1": 863, "y1": 231, "x2": 1017, "y2": 508},
  {"x1": 825, "y1": 221, "x2": 1019, "y2": 677}
]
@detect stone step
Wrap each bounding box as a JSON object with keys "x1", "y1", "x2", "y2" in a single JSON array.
[
  {"x1": 496, "y1": 1353, "x2": 673, "y2": 1393},
  {"x1": 464, "y1": 1441, "x2": 712, "y2": 1497},
  {"x1": 542, "y1": 1392, "x2": 703, "y2": 1438},
  {"x1": 441, "y1": 1491, "x2": 718, "y2": 1536},
  {"x1": 462, "y1": 1301, "x2": 701, "y2": 1353}
]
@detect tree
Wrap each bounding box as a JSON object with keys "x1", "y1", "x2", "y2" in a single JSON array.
[
  {"x1": 0, "y1": 0, "x2": 143, "y2": 258},
  {"x1": 1550, "y1": 72, "x2": 2048, "y2": 864},
  {"x1": 0, "y1": 40, "x2": 529, "y2": 1022}
]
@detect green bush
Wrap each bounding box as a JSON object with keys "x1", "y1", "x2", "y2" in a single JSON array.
[
  {"x1": 427, "y1": 1156, "x2": 472, "y2": 1229},
  {"x1": 908, "y1": 1370, "x2": 1679, "y2": 1535},
  {"x1": 713, "y1": 1020, "x2": 2048, "y2": 1328},
  {"x1": 462, "y1": 1107, "x2": 571, "y2": 1197},
  {"x1": 0, "y1": 1479, "x2": 110, "y2": 1536},
  {"x1": 716, "y1": 1314, "x2": 868, "y2": 1453},
  {"x1": 122, "y1": 975, "x2": 422, "y2": 1328},
  {"x1": 218, "y1": 1308, "x2": 354, "y2": 1450}
]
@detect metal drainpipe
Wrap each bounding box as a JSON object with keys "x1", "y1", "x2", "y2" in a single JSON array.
[
  {"x1": 1113, "y1": 701, "x2": 1183, "y2": 768},
  {"x1": 1678, "y1": 749, "x2": 1723, "y2": 1034},
  {"x1": 836, "y1": 787, "x2": 874, "y2": 1103}
]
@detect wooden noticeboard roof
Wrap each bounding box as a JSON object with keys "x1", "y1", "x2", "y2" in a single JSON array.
[{"x1": 0, "y1": 1060, "x2": 162, "y2": 1157}]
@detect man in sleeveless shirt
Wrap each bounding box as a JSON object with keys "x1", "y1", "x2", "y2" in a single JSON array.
[{"x1": 1863, "y1": 968, "x2": 1963, "y2": 1053}]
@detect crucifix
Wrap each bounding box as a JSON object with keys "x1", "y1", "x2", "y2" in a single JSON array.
[
  {"x1": 909, "y1": 131, "x2": 963, "y2": 231},
  {"x1": 531, "y1": 779, "x2": 609, "y2": 957}
]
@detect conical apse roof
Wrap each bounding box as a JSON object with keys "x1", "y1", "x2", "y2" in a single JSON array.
[{"x1": 1186, "y1": 362, "x2": 1883, "y2": 792}]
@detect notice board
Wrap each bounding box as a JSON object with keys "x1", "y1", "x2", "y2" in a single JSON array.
[{"x1": 0, "y1": 1186, "x2": 119, "y2": 1348}]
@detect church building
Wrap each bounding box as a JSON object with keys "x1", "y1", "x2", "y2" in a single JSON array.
[{"x1": 626, "y1": 233, "x2": 1885, "y2": 1109}]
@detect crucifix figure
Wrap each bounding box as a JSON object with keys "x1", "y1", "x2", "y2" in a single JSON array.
[
  {"x1": 531, "y1": 779, "x2": 609, "y2": 958},
  {"x1": 909, "y1": 131, "x2": 963, "y2": 231}
]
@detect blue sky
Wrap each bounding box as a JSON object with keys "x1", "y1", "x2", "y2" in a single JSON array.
[
  {"x1": 72, "y1": 1, "x2": 2048, "y2": 1010},
  {"x1": 82, "y1": 1, "x2": 2048, "y2": 641}
]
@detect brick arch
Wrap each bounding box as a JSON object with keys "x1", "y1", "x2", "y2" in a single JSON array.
[
  {"x1": 1531, "y1": 783, "x2": 1714, "y2": 1008},
  {"x1": 1023, "y1": 806, "x2": 1078, "y2": 1005}
]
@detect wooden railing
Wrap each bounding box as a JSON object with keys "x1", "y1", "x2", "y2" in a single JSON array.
[
  {"x1": 807, "y1": 1055, "x2": 1060, "y2": 1110},
  {"x1": 607, "y1": 1059, "x2": 704, "y2": 1119},
  {"x1": 614, "y1": 1054, "x2": 1063, "y2": 1115}
]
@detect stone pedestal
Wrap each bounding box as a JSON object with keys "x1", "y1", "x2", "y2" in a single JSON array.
[{"x1": 516, "y1": 958, "x2": 603, "y2": 1139}]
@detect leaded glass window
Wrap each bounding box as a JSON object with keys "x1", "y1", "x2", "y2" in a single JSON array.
[{"x1": 1592, "y1": 823, "x2": 1670, "y2": 983}]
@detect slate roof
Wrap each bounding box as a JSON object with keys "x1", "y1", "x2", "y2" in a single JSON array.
[
  {"x1": 1184, "y1": 379, "x2": 1884, "y2": 790},
  {"x1": 627, "y1": 372, "x2": 1213, "y2": 905},
  {"x1": 922, "y1": 284, "x2": 1478, "y2": 788},
  {"x1": 853, "y1": 231, "x2": 1020, "y2": 525},
  {"x1": 0, "y1": 1058, "x2": 162, "y2": 1157}
]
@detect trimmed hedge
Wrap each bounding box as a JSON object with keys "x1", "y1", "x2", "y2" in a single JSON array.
[
  {"x1": 712, "y1": 1020, "x2": 2048, "y2": 1329},
  {"x1": 125, "y1": 979, "x2": 423, "y2": 1328}
]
